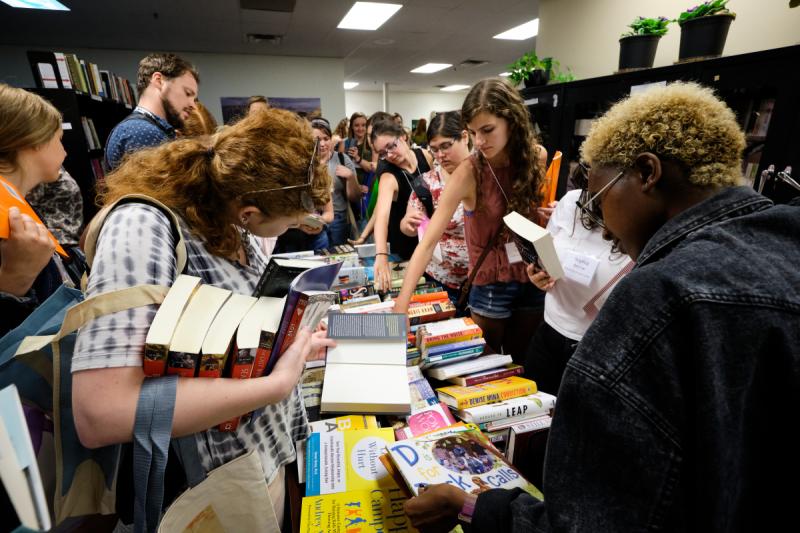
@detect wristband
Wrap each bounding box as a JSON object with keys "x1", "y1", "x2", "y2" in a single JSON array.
[
  {"x1": 458, "y1": 493, "x2": 478, "y2": 524},
  {"x1": 375, "y1": 252, "x2": 389, "y2": 257}
]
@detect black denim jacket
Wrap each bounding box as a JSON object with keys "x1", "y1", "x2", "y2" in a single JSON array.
[{"x1": 470, "y1": 187, "x2": 800, "y2": 532}]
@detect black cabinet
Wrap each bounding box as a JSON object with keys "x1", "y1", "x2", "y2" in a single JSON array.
[
  {"x1": 521, "y1": 45, "x2": 800, "y2": 204},
  {"x1": 28, "y1": 88, "x2": 132, "y2": 222}
]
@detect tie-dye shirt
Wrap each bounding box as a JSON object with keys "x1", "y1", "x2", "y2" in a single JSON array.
[{"x1": 73, "y1": 202, "x2": 309, "y2": 482}]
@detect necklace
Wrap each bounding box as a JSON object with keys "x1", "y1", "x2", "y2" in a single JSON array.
[{"x1": 485, "y1": 159, "x2": 510, "y2": 205}]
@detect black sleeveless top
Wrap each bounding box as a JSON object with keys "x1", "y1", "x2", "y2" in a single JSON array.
[{"x1": 383, "y1": 148, "x2": 431, "y2": 260}]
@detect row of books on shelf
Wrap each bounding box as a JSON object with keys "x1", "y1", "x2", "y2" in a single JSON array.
[{"x1": 28, "y1": 50, "x2": 137, "y2": 106}]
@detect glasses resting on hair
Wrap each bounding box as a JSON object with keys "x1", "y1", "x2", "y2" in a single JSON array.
[
  {"x1": 575, "y1": 167, "x2": 625, "y2": 229},
  {"x1": 376, "y1": 138, "x2": 401, "y2": 160},
  {"x1": 240, "y1": 138, "x2": 319, "y2": 212},
  {"x1": 428, "y1": 137, "x2": 460, "y2": 156}
]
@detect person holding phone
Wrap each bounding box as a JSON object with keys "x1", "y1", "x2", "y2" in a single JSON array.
[{"x1": 311, "y1": 118, "x2": 360, "y2": 246}]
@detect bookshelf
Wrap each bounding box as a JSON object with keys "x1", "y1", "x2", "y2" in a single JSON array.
[
  {"x1": 521, "y1": 44, "x2": 800, "y2": 204},
  {"x1": 26, "y1": 50, "x2": 137, "y2": 222}
]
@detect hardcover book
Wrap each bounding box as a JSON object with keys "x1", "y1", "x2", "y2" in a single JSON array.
[
  {"x1": 436, "y1": 376, "x2": 538, "y2": 410},
  {"x1": 407, "y1": 299, "x2": 457, "y2": 325},
  {"x1": 419, "y1": 338, "x2": 487, "y2": 370},
  {"x1": 395, "y1": 402, "x2": 457, "y2": 440},
  {"x1": 503, "y1": 211, "x2": 564, "y2": 280},
  {"x1": 321, "y1": 313, "x2": 411, "y2": 415},
  {"x1": 143, "y1": 275, "x2": 201, "y2": 376},
  {"x1": 299, "y1": 488, "x2": 418, "y2": 533},
  {"x1": 457, "y1": 391, "x2": 556, "y2": 426},
  {"x1": 416, "y1": 318, "x2": 483, "y2": 354},
  {"x1": 446, "y1": 363, "x2": 524, "y2": 386},
  {"x1": 385, "y1": 425, "x2": 541, "y2": 498},
  {"x1": 424, "y1": 353, "x2": 512, "y2": 380},
  {"x1": 305, "y1": 428, "x2": 397, "y2": 496}
]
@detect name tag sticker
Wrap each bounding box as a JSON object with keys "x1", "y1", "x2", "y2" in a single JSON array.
[
  {"x1": 563, "y1": 251, "x2": 599, "y2": 286},
  {"x1": 505, "y1": 242, "x2": 524, "y2": 264}
]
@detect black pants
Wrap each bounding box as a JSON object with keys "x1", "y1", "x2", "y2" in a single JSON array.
[{"x1": 523, "y1": 321, "x2": 579, "y2": 395}]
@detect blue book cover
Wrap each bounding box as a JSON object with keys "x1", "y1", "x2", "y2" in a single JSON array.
[{"x1": 425, "y1": 338, "x2": 486, "y2": 357}]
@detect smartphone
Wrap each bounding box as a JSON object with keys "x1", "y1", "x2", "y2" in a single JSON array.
[{"x1": 302, "y1": 213, "x2": 325, "y2": 229}]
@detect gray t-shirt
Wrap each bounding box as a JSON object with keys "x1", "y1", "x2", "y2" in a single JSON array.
[
  {"x1": 73, "y1": 203, "x2": 309, "y2": 482},
  {"x1": 328, "y1": 152, "x2": 358, "y2": 213}
]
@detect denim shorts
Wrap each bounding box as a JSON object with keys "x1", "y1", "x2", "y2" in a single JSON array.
[{"x1": 468, "y1": 281, "x2": 544, "y2": 319}]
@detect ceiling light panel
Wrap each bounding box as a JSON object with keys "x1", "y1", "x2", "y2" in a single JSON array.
[
  {"x1": 411, "y1": 63, "x2": 452, "y2": 74},
  {"x1": 441, "y1": 85, "x2": 470, "y2": 92},
  {"x1": 1, "y1": 0, "x2": 69, "y2": 9},
  {"x1": 337, "y1": 2, "x2": 402, "y2": 31},
  {"x1": 493, "y1": 18, "x2": 539, "y2": 40},
  {"x1": 343, "y1": 82, "x2": 359, "y2": 89}
]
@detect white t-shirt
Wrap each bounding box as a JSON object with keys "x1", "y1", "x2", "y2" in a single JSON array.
[{"x1": 543, "y1": 189, "x2": 633, "y2": 341}]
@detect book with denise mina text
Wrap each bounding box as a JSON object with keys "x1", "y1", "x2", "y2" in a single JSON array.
[
  {"x1": 385, "y1": 424, "x2": 542, "y2": 499},
  {"x1": 297, "y1": 415, "x2": 379, "y2": 484},
  {"x1": 143, "y1": 275, "x2": 201, "y2": 376},
  {"x1": 166, "y1": 284, "x2": 231, "y2": 377},
  {"x1": 457, "y1": 391, "x2": 556, "y2": 426},
  {"x1": 300, "y1": 488, "x2": 418, "y2": 533},
  {"x1": 321, "y1": 313, "x2": 411, "y2": 415},
  {"x1": 197, "y1": 294, "x2": 256, "y2": 378},
  {"x1": 503, "y1": 211, "x2": 565, "y2": 280},
  {"x1": 261, "y1": 260, "x2": 342, "y2": 376},
  {"x1": 436, "y1": 376, "x2": 538, "y2": 410},
  {"x1": 305, "y1": 428, "x2": 398, "y2": 497}
]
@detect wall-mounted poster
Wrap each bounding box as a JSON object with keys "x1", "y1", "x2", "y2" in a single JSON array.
[{"x1": 220, "y1": 96, "x2": 322, "y2": 124}]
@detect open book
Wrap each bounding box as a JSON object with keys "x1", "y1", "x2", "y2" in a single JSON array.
[
  {"x1": 321, "y1": 313, "x2": 411, "y2": 415},
  {"x1": 503, "y1": 211, "x2": 564, "y2": 280}
]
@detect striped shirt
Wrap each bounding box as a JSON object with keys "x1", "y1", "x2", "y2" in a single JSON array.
[{"x1": 73, "y1": 203, "x2": 309, "y2": 482}]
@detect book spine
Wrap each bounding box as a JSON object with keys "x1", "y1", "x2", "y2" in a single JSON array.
[
  {"x1": 54, "y1": 52, "x2": 72, "y2": 89},
  {"x1": 457, "y1": 365, "x2": 524, "y2": 386},
  {"x1": 456, "y1": 384, "x2": 537, "y2": 410},
  {"x1": 143, "y1": 343, "x2": 168, "y2": 376},
  {"x1": 408, "y1": 301, "x2": 456, "y2": 326},
  {"x1": 277, "y1": 293, "x2": 313, "y2": 360},
  {"x1": 461, "y1": 397, "x2": 553, "y2": 425},
  {"x1": 423, "y1": 345, "x2": 485, "y2": 365},
  {"x1": 166, "y1": 351, "x2": 199, "y2": 378},
  {"x1": 410, "y1": 291, "x2": 450, "y2": 304},
  {"x1": 421, "y1": 330, "x2": 482, "y2": 352},
  {"x1": 197, "y1": 352, "x2": 226, "y2": 378},
  {"x1": 251, "y1": 331, "x2": 276, "y2": 379},
  {"x1": 305, "y1": 433, "x2": 321, "y2": 496},
  {"x1": 264, "y1": 292, "x2": 301, "y2": 374},
  {"x1": 229, "y1": 346, "x2": 256, "y2": 380}
]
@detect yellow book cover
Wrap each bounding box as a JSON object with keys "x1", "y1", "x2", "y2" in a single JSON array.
[
  {"x1": 306, "y1": 428, "x2": 398, "y2": 496},
  {"x1": 436, "y1": 376, "x2": 538, "y2": 410},
  {"x1": 300, "y1": 488, "x2": 418, "y2": 533},
  {"x1": 298, "y1": 415, "x2": 379, "y2": 484}
]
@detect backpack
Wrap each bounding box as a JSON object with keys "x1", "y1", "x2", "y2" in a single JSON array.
[{"x1": 0, "y1": 194, "x2": 187, "y2": 527}]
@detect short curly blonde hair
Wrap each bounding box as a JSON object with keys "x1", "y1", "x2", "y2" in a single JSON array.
[{"x1": 581, "y1": 82, "x2": 745, "y2": 187}]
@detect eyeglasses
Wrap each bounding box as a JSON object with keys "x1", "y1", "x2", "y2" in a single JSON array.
[
  {"x1": 428, "y1": 137, "x2": 460, "y2": 156},
  {"x1": 241, "y1": 137, "x2": 319, "y2": 212},
  {"x1": 575, "y1": 169, "x2": 625, "y2": 229},
  {"x1": 376, "y1": 137, "x2": 401, "y2": 159}
]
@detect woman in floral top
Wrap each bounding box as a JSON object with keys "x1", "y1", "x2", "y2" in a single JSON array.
[{"x1": 400, "y1": 111, "x2": 470, "y2": 305}]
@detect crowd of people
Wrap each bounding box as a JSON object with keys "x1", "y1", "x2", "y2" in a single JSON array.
[{"x1": 1, "y1": 49, "x2": 797, "y2": 532}]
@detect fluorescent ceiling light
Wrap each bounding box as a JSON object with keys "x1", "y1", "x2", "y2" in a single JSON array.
[
  {"x1": 1, "y1": 0, "x2": 69, "y2": 9},
  {"x1": 441, "y1": 85, "x2": 470, "y2": 92},
  {"x1": 338, "y1": 2, "x2": 402, "y2": 31},
  {"x1": 493, "y1": 18, "x2": 539, "y2": 40},
  {"x1": 499, "y1": 72, "x2": 511, "y2": 77},
  {"x1": 343, "y1": 82, "x2": 359, "y2": 89},
  {"x1": 411, "y1": 63, "x2": 452, "y2": 74}
]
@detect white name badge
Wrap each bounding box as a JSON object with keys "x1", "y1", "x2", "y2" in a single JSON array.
[
  {"x1": 505, "y1": 242, "x2": 524, "y2": 264},
  {"x1": 562, "y1": 251, "x2": 600, "y2": 286}
]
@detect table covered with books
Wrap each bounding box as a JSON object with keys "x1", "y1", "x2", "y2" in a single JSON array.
[{"x1": 140, "y1": 243, "x2": 555, "y2": 532}]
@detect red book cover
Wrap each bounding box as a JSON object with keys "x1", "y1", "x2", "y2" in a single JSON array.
[{"x1": 166, "y1": 351, "x2": 199, "y2": 378}]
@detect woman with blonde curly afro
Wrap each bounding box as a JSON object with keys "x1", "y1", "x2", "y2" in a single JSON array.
[{"x1": 404, "y1": 81, "x2": 800, "y2": 531}]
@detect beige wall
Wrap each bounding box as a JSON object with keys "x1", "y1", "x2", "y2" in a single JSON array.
[{"x1": 537, "y1": 0, "x2": 800, "y2": 80}]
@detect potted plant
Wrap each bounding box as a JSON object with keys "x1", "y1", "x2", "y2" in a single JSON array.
[
  {"x1": 677, "y1": 0, "x2": 736, "y2": 61},
  {"x1": 508, "y1": 51, "x2": 551, "y2": 88},
  {"x1": 618, "y1": 16, "x2": 670, "y2": 71}
]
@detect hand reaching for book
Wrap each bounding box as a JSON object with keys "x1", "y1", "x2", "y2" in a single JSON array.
[
  {"x1": 308, "y1": 323, "x2": 336, "y2": 362},
  {"x1": 404, "y1": 483, "x2": 467, "y2": 531},
  {"x1": 527, "y1": 262, "x2": 556, "y2": 291},
  {"x1": 271, "y1": 327, "x2": 313, "y2": 396}
]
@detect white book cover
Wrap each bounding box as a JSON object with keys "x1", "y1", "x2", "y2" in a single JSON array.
[
  {"x1": 145, "y1": 275, "x2": 201, "y2": 348},
  {"x1": 503, "y1": 211, "x2": 564, "y2": 280},
  {"x1": 425, "y1": 354, "x2": 513, "y2": 381},
  {"x1": 458, "y1": 391, "x2": 556, "y2": 425},
  {"x1": 201, "y1": 294, "x2": 257, "y2": 356},
  {"x1": 54, "y1": 52, "x2": 72, "y2": 89},
  {"x1": 236, "y1": 296, "x2": 285, "y2": 351},
  {"x1": 170, "y1": 284, "x2": 231, "y2": 354},
  {"x1": 0, "y1": 385, "x2": 51, "y2": 531},
  {"x1": 321, "y1": 364, "x2": 411, "y2": 415}
]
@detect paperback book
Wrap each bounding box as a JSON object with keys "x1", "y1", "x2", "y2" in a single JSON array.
[
  {"x1": 503, "y1": 211, "x2": 564, "y2": 279},
  {"x1": 299, "y1": 488, "x2": 418, "y2": 533},
  {"x1": 436, "y1": 376, "x2": 538, "y2": 410}
]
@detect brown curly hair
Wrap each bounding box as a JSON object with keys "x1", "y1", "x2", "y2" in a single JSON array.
[
  {"x1": 461, "y1": 77, "x2": 544, "y2": 219},
  {"x1": 580, "y1": 81, "x2": 745, "y2": 187},
  {"x1": 101, "y1": 107, "x2": 330, "y2": 257},
  {"x1": 179, "y1": 101, "x2": 218, "y2": 137}
]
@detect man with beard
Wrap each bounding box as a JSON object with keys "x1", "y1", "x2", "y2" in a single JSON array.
[{"x1": 105, "y1": 53, "x2": 199, "y2": 169}]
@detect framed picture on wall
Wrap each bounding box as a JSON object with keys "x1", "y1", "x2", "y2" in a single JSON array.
[{"x1": 220, "y1": 96, "x2": 322, "y2": 123}]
